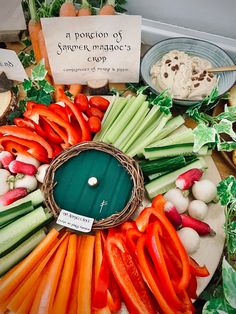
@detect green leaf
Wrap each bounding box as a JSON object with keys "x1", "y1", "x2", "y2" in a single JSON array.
[
  {"x1": 31, "y1": 60, "x2": 47, "y2": 81},
  {"x1": 217, "y1": 105, "x2": 236, "y2": 122},
  {"x1": 228, "y1": 221, "x2": 236, "y2": 256},
  {"x1": 27, "y1": 88, "x2": 38, "y2": 101},
  {"x1": 217, "y1": 176, "x2": 236, "y2": 206},
  {"x1": 193, "y1": 123, "x2": 216, "y2": 152},
  {"x1": 22, "y1": 79, "x2": 33, "y2": 92},
  {"x1": 36, "y1": 89, "x2": 52, "y2": 105},
  {"x1": 217, "y1": 142, "x2": 236, "y2": 152},
  {"x1": 203, "y1": 298, "x2": 235, "y2": 314},
  {"x1": 222, "y1": 257, "x2": 236, "y2": 308},
  {"x1": 7, "y1": 110, "x2": 22, "y2": 124},
  {"x1": 38, "y1": 80, "x2": 55, "y2": 94},
  {"x1": 21, "y1": 37, "x2": 32, "y2": 48},
  {"x1": 214, "y1": 119, "x2": 236, "y2": 140}
]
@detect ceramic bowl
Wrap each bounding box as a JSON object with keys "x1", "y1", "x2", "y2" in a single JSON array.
[{"x1": 141, "y1": 37, "x2": 236, "y2": 106}]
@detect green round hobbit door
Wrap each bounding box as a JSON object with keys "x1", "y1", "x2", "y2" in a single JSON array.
[{"x1": 53, "y1": 149, "x2": 134, "y2": 220}]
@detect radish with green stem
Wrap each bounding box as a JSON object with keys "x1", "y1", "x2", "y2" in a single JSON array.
[
  {"x1": 180, "y1": 214, "x2": 215, "y2": 236},
  {"x1": 16, "y1": 153, "x2": 40, "y2": 169},
  {"x1": 175, "y1": 168, "x2": 204, "y2": 190},
  {"x1": 36, "y1": 164, "x2": 50, "y2": 183},
  {"x1": 14, "y1": 175, "x2": 38, "y2": 192},
  {"x1": 164, "y1": 188, "x2": 189, "y2": 214},
  {"x1": 164, "y1": 201, "x2": 182, "y2": 228},
  {"x1": 8, "y1": 160, "x2": 37, "y2": 176},
  {"x1": 178, "y1": 227, "x2": 200, "y2": 254},
  {"x1": 0, "y1": 188, "x2": 28, "y2": 206},
  {"x1": 0, "y1": 151, "x2": 14, "y2": 169},
  {"x1": 188, "y1": 200, "x2": 208, "y2": 221},
  {"x1": 0, "y1": 169, "x2": 12, "y2": 196},
  {"x1": 192, "y1": 179, "x2": 217, "y2": 203}
]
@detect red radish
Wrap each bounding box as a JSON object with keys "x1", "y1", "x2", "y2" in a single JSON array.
[
  {"x1": 180, "y1": 214, "x2": 215, "y2": 236},
  {"x1": 89, "y1": 96, "x2": 110, "y2": 111},
  {"x1": 164, "y1": 201, "x2": 182, "y2": 228},
  {"x1": 0, "y1": 187, "x2": 28, "y2": 206},
  {"x1": 175, "y1": 168, "x2": 203, "y2": 190},
  {"x1": 74, "y1": 94, "x2": 89, "y2": 112},
  {"x1": 8, "y1": 160, "x2": 37, "y2": 176},
  {"x1": 0, "y1": 151, "x2": 14, "y2": 169}
]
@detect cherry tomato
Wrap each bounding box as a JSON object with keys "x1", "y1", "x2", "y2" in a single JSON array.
[
  {"x1": 88, "y1": 116, "x2": 101, "y2": 133},
  {"x1": 86, "y1": 107, "x2": 104, "y2": 120},
  {"x1": 74, "y1": 94, "x2": 89, "y2": 112},
  {"x1": 89, "y1": 96, "x2": 110, "y2": 111}
]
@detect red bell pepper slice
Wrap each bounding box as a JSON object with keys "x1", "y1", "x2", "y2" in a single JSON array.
[
  {"x1": 105, "y1": 231, "x2": 156, "y2": 314},
  {"x1": 49, "y1": 141, "x2": 63, "y2": 158},
  {"x1": 40, "y1": 117, "x2": 63, "y2": 144},
  {"x1": 189, "y1": 257, "x2": 209, "y2": 277},
  {"x1": 135, "y1": 206, "x2": 191, "y2": 291},
  {"x1": 0, "y1": 136, "x2": 49, "y2": 163},
  {"x1": 58, "y1": 89, "x2": 91, "y2": 141},
  {"x1": 0, "y1": 125, "x2": 53, "y2": 159},
  {"x1": 187, "y1": 274, "x2": 198, "y2": 300},
  {"x1": 151, "y1": 194, "x2": 166, "y2": 214},
  {"x1": 136, "y1": 235, "x2": 177, "y2": 314},
  {"x1": 24, "y1": 106, "x2": 80, "y2": 145},
  {"x1": 125, "y1": 227, "x2": 142, "y2": 257},
  {"x1": 146, "y1": 222, "x2": 184, "y2": 311},
  {"x1": 13, "y1": 118, "x2": 35, "y2": 130},
  {"x1": 48, "y1": 103, "x2": 70, "y2": 123},
  {"x1": 107, "y1": 274, "x2": 121, "y2": 312}
]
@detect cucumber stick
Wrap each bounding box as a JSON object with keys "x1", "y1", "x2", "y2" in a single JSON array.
[
  {"x1": 0, "y1": 229, "x2": 46, "y2": 276},
  {"x1": 0, "y1": 206, "x2": 53, "y2": 257},
  {"x1": 97, "y1": 96, "x2": 132, "y2": 141},
  {"x1": 0, "y1": 201, "x2": 34, "y2": 227},
  {"x1": 145, "y1": 158, "x2": 207, "y2": 198},
  {"x1": 144, "y1": 143, "x2": 208, "y2": 160},
  {"x1": 128, "y1": 113, "x2": 172, "y2": 157},
  {"x1": 114, "y1": 101, "x2": 150, "y2": 149},
  {"x1": 122, "y1": 105, "x2": 161, "y2": 153},
  {"x1": 104, "y1": 93, "x2": 147, "y2": 143},
  {"x1": 0, "y1": 189, "x2": 44, "y2": 212}
]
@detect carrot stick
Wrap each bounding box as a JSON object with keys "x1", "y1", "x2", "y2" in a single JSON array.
[
  {"x1": 0, "y1": 228, "x2": 59, "y2": 302},
  {"x1": 68, "y1": 84, "x2": 83, "y2": 97},
  {"x1": 77, "y1": 235, "x2": 95, "y2": 314},
  {"x1": 28, "y1": 0, "x2": 42, "y2": 63},
  {"x1": 99, "y1": 0, "x2": 116, "y2": 15},
  {"x1": 52, "y1": 234, "x2": 77, "y2": 314},
  {"x1": 60, "y1": 0, "x2": 77, "y2": 16},
  {"x1": 7, "y1": 232, "x2": 68, "y2": 312},
  {"x1": 15, "y1": 275, "x2": 42, "y2": 314},
  {"x1": 77, "y1": 0, "x2": 92, "y2": 16},
  {"x1": 38, "y1": 29, "x2": 51, "y2": 76},
  {"x1": 54, "y1": 84, "x2": 65, "y2": 102},
  {"x1": 30, "y1": 235, "x2": 69, "y2": 314},
  {"x1": 68, "y1": 236, "x2": 82, "y2": 314}
]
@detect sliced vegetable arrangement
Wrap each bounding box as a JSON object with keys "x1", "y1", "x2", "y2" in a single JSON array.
[{"x1": 0, "y1": 195, "x2": 210, "y2": 314}]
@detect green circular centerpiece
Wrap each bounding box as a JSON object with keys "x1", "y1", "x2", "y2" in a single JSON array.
[{"x1": 42, "y1": 142, "x2": 144, "y2": 230}]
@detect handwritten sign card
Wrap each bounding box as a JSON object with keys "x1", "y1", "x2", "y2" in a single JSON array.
[
  {"x1": 41, "y1": 15, "x2": 141, "y2": 84},
  {"x1": 0, "y1": 49, "x2": 27, "y2": 82}
]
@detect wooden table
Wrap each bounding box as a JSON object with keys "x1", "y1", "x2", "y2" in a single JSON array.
[{"x1": 5, "y1": 42, "x2": 235, "y2": 180}]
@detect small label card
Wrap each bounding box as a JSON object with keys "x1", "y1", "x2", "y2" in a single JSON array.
[
  {"x1": 57, "y1": 209, "x2": 94, "y2": 233},
  {"x1": 0, "y1": 49, "x2": 28, "y2": 82},
  {"x1": 41, "y1": 15, "x2": 141, "y2": 84}
]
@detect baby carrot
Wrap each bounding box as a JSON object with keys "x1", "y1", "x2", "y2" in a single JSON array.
[
  {"x1": 77, "y1": 0, "x2": 92, "y2": 16},
  {"x1": 28, "y1": 0, "x2": 42, "y2": 63},
  {"x1": 60, "y1": 0, "x2": 77, "y2": 16},
  {"x1": 99, "y1": 0, "x2": 116, "y2": 15}
]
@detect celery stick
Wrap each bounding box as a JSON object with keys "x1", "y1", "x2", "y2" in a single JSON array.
[
  {"x1": 151, "y1": 127, "x2": 194, "y2": 147},
  {"x1": 127, "y1": 113, "x2": 172, "y2": 157},
  {"x1": 151, "y1": 115, "x2": 185, "y2": 143},
  {"x1": 114, "y1": 101, "x2": 150, "y2": 150},
  {"x1": 100, "y1": 96, "x2": 135, "y2": 142},
  {"x1": 93, "y1": 96, "x2": 129, "y2": 141},
  {"x1": 104, "y1": 93, "x2": 147, "y2": 144},
  {"x1": 123, "y1": 105, "x2": 161, "y2": 153}
]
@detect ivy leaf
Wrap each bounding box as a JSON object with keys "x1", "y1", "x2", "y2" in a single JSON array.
[
  {"x1": 217, "y1": 142, "x2": 236, "y2": 152},
  {"x1": 217, "y1": 176, "x2": 236, "y2": 206},
  {"x1": 27, "y1": 88, "x2": 38, "y2": 101},
  {"x1": 150, "y1": 90, "x2": 173, "y2": 115},
  {"x1": 31, "y1": 60, "x2": 47, "y2": 81},
  {"x1": 22, "y1": 79, "x2": 33, "y2": 92},
  {"x1": 36, "y1": 89, "x2": 52, "y2": 105},
  {"x1": 228, "y1": 221, "x2": 236, "y2": 256},
  {"x1": 202, "y1": 298, "x2": 235, "y2": 314},
  {"x1": 21, "y1": 37, "x2": 31, "y2": 48},
  {"x1": 193, "y1": 123, "x2": 216, "y2": 152},
  {"x1": 217, "y1": 105, "x2": 236, "y2": 122},
  {"x1": 222, "y1": 257, "x2": 236, "y2": 308},
  {"x1": 214, "y1": 119, "x2": 236, "y2": 140},
  {"x1": 38, "y1": 80, "x2": 55, "y2": 94}
]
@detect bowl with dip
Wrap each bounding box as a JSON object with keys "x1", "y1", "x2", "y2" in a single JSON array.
[{"x1": 141, "y1": 37, "x2": 236, "y2": 106}]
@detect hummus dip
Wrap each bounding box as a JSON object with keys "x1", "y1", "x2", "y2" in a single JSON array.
[{"x1": 150, "y1": 50, "x2": 217, "y2": 100}]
